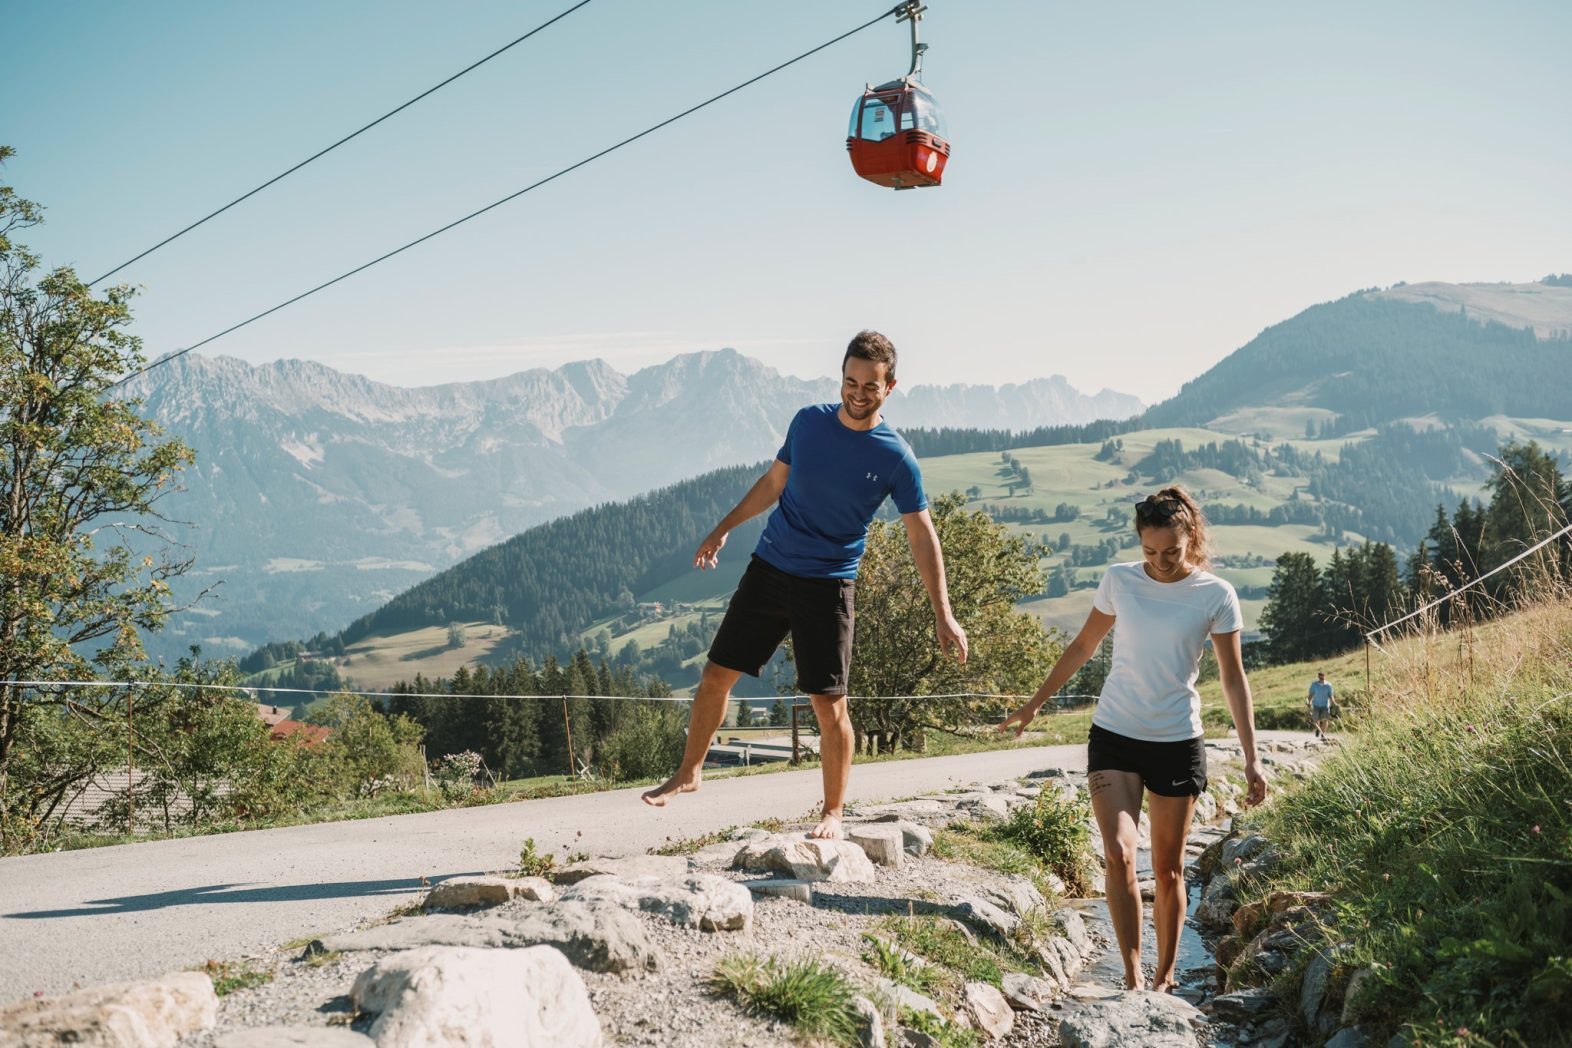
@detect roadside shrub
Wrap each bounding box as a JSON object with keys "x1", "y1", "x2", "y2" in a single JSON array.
[
  {"x1": 991, "y1": 786, "x2": 1096, "y2": 896},
  {"x1": 593, "y1": 703, "x2": 687, "y2": 782},
  {"x1": 433, "y1": 750, "x2": 484, "y2": 800}
]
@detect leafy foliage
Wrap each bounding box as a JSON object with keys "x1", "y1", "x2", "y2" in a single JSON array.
[
  {"x1": 847, "y1": 493, "x2": 1062, "y2": 752},
  {"x1": 991, "y1": 786, "x2": 1096, "y2": 896},
  {"x1": 0, "y1": 147, "x2": 195, "y2": 841}
]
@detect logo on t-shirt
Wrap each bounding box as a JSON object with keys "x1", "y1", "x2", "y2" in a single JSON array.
[{"x1": 865, "y1": 472, "x2": 879, "y2": 483}]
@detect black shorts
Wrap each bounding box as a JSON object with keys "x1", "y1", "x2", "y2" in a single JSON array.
[
  {"x1": 1087, "y1": 724, "x2": 1208, "y2": 797},
  {"x1": 708, "y1": 556, "x2": 855, "y2": 696}
]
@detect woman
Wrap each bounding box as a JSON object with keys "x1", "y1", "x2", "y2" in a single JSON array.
[{"x1": 999, "y1": 486, "x2": 1268, "y2": 993}]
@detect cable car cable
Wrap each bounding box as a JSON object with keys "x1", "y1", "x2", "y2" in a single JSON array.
[
  {"x1": 87, "y1": 0, "x2": 597, "y2": 288},
  {"x1": 107, "y1": 5, "x2": 903, "y2": 391}
]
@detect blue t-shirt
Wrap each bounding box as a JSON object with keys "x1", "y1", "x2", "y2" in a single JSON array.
[
  {"x1": 754, "y1": 404, "x2": 927, "y2": 579},
  {"x1": 1309, "y1": 680, "x2": 1333, "y2": 706}
]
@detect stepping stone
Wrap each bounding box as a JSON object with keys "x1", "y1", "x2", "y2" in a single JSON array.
[
  {"x1": 424, "y1": 875, "x2": 552, "y2": 910},
  {"x1": 558, "y1": 873, "x2": 753, "y2": 932},
  {"x1": 743, "y1": 878, "x2": 813, "y2": 904},
  {"x1": 732, "y1": 834, "x2": 879, "y2": 883},
  {"x1": 846, "y1": 825, "x2": 905, "y2": 868},
  {"x1": 553, "y1": 854, "x2": 689, "y2": 885},
  {"x1": 1001, "y1": 971, "x2": 1057, "y2": 1011},
  {"x1": 1055, "y1": 989, "x2": 1201, "y2": 1048},
  {"x1": 313, "y1": 905, "x2": 660, "y2": 975}
]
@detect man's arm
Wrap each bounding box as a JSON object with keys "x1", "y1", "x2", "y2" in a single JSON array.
[
  {"x1": 901, "y1": 509, "x2": 968, "y2": 662},
  {"x1": 695, "y1": 460, "x2": 789, "y2": 569}
]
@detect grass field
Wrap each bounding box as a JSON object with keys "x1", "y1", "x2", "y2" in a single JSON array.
[{"x1": 333, "y1": 622, "x2": 513, "y2": 690}]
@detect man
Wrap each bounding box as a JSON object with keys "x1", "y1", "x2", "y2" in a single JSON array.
[
  {"x1": 1307, "y1": 671, "x2": 1334, "y2": 738},
  {"x1": 641, "y1": 331, "x2": 968, "y2": 839}
]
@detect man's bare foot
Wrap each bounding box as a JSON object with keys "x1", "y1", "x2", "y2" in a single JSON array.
[
  {"x1": 1151, "y1": 979, "x2": 1176, "y2": 994},
  {"x1": 1124, "y1": 973, "x2": 1146, "y2": 991},
  {"x1": 809, "y1": 811, "x2": 844, "y2": 839},
  {"x1": 641, "y1": 771, "x2": 700, "y2": 807}
]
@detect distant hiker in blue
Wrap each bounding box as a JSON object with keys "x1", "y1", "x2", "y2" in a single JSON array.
[
  {"x1": 1308, "y1": 671, "x2": 1335, "y2": 738},
  {"x1": 641, "y1": 331, "x2": 969, "y2": 839},
  {"x1": 996, "y1": 487, "x2": 1268, "y2": 994}
]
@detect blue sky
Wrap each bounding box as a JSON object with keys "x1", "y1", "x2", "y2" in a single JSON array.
[{"x1": 5, "y1": 1, "x2": 1570, "y2": 403}]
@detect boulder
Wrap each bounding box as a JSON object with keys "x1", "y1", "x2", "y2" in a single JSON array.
[
  {"x1": 1192, "y1": 791, "x2": 1218, "y2": 824},
  {"x1": 876, "y1": 981, "x2": 943, "y2": 1021},
  {"x1": 846, "y1": 824, "x2": 905, "y2": 868},
  {"x1": 1301, "y1": 942, "x2": 1357, "y2": 1037},
  {"x1": 685, "y1": 841, "x2": 746, "y2": 869},
  {"x1": 732, "y1": 835, "x2": 878, "y2": 883},
  {"x1": 216, "y1": 1029, "x2": 374, "y2": 1047},
  {"x1": 952, "y1": 896, "x2": 1019, "y2": 940},
  {"x1": 0, "y1": 971, "x2": 218, "y2": 1048},
  {"x1": 558, "y1": 873, "x2": 753, "y2": 932},
  {"x1": 1053, "y1": 907, "x2": 1092, "y2": 954},
  {"x1": 1054, "y1": 989, "x2": 1201, "y2": 1048},
  {"x1": 351, "y1": 945, "x2": 601, "y2": 1047},
  {"x1": 552, "y1": 854, "x2": 689, "y2": 885},
  {"x1": 510, "y1": 876, "x2": 555, "y2": 903},
  {"x1": 423, "y1": 876, "x2": 520, "y2": 910},
  {"x1": 953, "y1": 793, "x2": 1012, "y2": 820},
  {"x1": 1208, "y1": 986, "x2": 1277, "y2": 1023},
  {"x1": 313, "y1": 905, "x2": 660, "y2": 975},
  {"x1": 869, "y1": 818, "x2": 935, "y2": 857},
  {"x1": 852, "y1": 995, "x2": 886, "y2": 1048},
  {"x1": 964, "y1": 982, "x2": 1014, "y2": 1039},
  {"x1": 1000, "y1": 972, "x2": 1056, "y2": 1011},
  {"x1": 1341, "y1": 966, "x2": 1377, "y2": 1026},
  {"x1": 982, "y1": 876, "x2": 1047, "y2": 917},
  {"x1": 1325, "y1": 1027, "x2": 1375, "y2": 1048}
]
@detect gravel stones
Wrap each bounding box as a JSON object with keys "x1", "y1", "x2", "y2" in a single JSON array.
[{"x1": 351, "y1": 945, "x2": 601, "y2": 1047}]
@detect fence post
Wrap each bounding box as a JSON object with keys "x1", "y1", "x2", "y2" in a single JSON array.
[
  {"x1": 790, "y1": 702, "x2": 801, "y2": 765},
  {"x1": 561, "y1": 696, "x2": 578, "y2": 782},
  {"x1": 1364, "y1": 638, "x2": 1372, "y2": 703},
  {"x1": 126, "y1": 688, "x2": 135, "y2": 838}
]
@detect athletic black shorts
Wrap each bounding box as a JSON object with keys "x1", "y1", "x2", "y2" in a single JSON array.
[
  {"x1": 708, "y1": 556, "x2": 855, "y2": 696},
  {"x1": 1087, "y1": 724, "x2": 1208, "y2": 797}
]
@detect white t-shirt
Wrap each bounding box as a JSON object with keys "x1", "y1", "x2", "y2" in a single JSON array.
[{"x1": 1090, "y1": 561, "x2": 1243, "y2": 742}]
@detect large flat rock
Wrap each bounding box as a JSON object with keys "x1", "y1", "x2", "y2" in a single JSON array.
[
  {"x1": 0, "y1": 971, "x2": 217, "y2": 1048},
  {"x1": 314, "y1": 904, "x2": 659, "y2": 975}
]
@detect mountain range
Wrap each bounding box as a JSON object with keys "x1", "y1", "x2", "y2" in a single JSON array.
[{"x1": 119, "y1": 351, "x2": 1142, "y2": 660}]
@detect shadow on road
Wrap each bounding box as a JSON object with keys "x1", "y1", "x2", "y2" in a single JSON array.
[{"x1": 3, "y1": 872, "x2": 483, "y2": 920}]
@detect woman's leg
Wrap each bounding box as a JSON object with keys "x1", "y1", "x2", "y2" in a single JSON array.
[
  {"x1": 1089, "y1": 769, "x2": 1147, "y2": 989},
  {"x1": 1147, "y1": 791, "x2": 1199, "y2": 992}
]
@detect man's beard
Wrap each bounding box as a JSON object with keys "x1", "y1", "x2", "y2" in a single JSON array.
[{"x1": 842, "y1": 395, "x2": 877, "y2": 420}]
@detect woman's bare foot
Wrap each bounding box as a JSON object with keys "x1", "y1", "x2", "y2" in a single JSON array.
[
  {"x1": 641, "y1": 771, "x2": 701, "y2": 807},
  {"x1": 809, "y1": 810, "x2": 844, "y2": 839},
  {"x1": 1151, "y1": 979, "x2": 1176, "y2": 994}
]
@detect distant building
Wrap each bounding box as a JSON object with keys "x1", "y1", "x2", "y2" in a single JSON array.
[{"x1": 253, "y1": 703, "x2": 332, "y2": 748}]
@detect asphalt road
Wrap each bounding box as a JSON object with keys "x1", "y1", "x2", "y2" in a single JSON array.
[{"x1": 0, "y1": 741, "x2": 1092, "y2": 1003}]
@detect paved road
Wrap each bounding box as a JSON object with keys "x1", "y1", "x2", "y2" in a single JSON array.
[
  {"x1": 0, "y1": 742, "x2": 1089, "y2": 1002},
  {"x1": 0, "y1": 730, "x2": 1310, "y2": 1004}
]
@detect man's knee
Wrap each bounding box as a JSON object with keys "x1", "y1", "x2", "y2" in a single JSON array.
[{"x1": 810, "y1": 692, "x2": 849, "y2": 722}]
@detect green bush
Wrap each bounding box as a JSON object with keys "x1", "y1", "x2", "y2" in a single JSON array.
[{"x1": 991, "y1": 786, "x2": 1096, "y2": 896}]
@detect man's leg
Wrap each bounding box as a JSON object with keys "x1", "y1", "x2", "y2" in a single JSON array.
[
  {"x1": 1089, "y1": 769, "x2": 1147, "y2": 990},
  {"x1": 808, "y1": 693, "x2": 853, "y2": 839},
  {"x1": 641, "y1": 660, "x2": 744, "y2": 806},
  {"x1": 1148, "y1": 791, "x2": 1199, "y2": 993}
]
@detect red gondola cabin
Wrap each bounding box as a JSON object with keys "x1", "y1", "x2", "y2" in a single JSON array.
[{"x1": 846, "y1": 79, "x2": 950, "y2": 190}]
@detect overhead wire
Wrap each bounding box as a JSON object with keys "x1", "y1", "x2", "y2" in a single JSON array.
[
  {"x1": 87, "y1": 0, "x2": 598, "y2": 287},
  {"x1": 106, "y1": 4, "x2": 902, "y2": 391}
]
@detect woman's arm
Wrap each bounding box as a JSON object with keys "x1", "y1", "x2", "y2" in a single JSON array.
[
  {"x1": 997, "y1": 609, "x2": 1116, "y2": 737},
  {"x1": 1213, "y1": 630, "x2": 1267, "y2": 806}
]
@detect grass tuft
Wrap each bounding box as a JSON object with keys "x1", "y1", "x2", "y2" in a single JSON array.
[
  {"x1": 197, "y1": 959, "x2": 274, "y2": 996},
  {"x1": 707, "y1": 953, "x2": 863, "y2": 1046}
]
